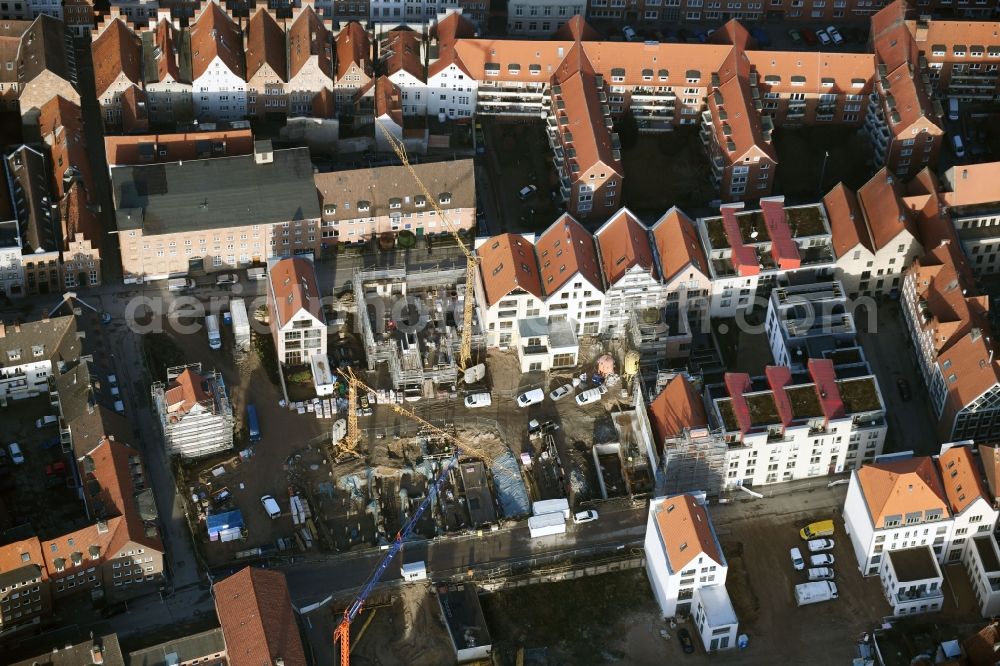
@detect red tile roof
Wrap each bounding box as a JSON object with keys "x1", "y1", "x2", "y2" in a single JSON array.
[
  {"x1": 477, "y1": 233, "x2": 543, "y2": 306},
  {"x1": 246, "y1": 8, "x2": 287, "y2": 83},
  {"x1": 723, "y1": 372, "x2": 753, "y2": 434},
  {"x1": 382, "y1": 28, "x2": 423, "y2": 81},
  {"x1": 937, "y1": 445, "x2": 989, "y2": 515},
  {"x1": 535, "y1": 213, "x2": 603, "y2": 295},
  {"x1": 288, "y1": 6, "x2": 330, "y2": 80},
  {"x1": 942, "y1": 162, "x2": 1000, "y2": 209},
  {"x1": 765, "y1": 365, "x2": 794, "y2": 428},
  {"x1": 648, "y1": 374, "x2": 707, "y2": 442},
  {"x1": 856, "y1": 168, "x2": 920, "y2": 252},
  {"x1": 651, "y1": 207, "x2": 709, "y2": 284},
  {"x1": 762, "y1": 198, "x2": 800, "y2": 270},
  {"x1": 594, "y1": 208, "x2": 655, "y2": 286},
  {"x1": 721, "y1": 205, "x2": 760, "y2": 277},
  {"x1": 808, "y1": 358, "x2": 845, "y2": 422},
  {"x1": 0, "y1": 537, "x2": 47, "y2": 582},
  {"x1": 190, "y1": 2, "x2": 244, "y2": 80},
  {"x1": 104, "y1": 129, "x2": 255, "y2": 166},
  {"x1": 824, "y1": 182, "x2": 871, "y2": 257},
  {"x1": 215, "y1": 567, "x2": 307, "y2": 666},
  {"x1": 335, "y1": 22, "x2": 371, "y2": 80},
  {"x1": 653, "y1": 494, "x2": 724, "y2": 572},
  {"x1": 857, "y1": 456, "x2": 948, "y2": 529},
  {"x1": 92, "y1": 18, "x2": 142, "y2": 97},
  {"x1": 268, "y1": 257, "x2": 324, "y2": 329},
  {"x1": 164, "y1": 367, "x2": 210, "y2": 413},
  {"x1": 149, "y1": 19, "x2": 185, "y2": 84}
]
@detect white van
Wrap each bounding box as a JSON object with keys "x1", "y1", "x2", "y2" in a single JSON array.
[
  {"x1": 464, "y1": 393, "x2": 492, "y2": 409},
  {"x1": 260, "y1": 495, "x2": 281, "y2": 519},
  {"x1": 35, "y1": 415, "x2": 58, "y2": 429},
  {"x1": 516, "y1": 388, "x2": 545, "y2": 408},
  {"x1": 948, "y1": 97, "x2": 960, "y2": 122}
]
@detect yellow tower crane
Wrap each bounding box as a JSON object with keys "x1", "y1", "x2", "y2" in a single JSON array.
[{"x1": 373, "y1": 119, "x2": 478, "y2": 372}]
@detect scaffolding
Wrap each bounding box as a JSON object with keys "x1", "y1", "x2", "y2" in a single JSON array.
[
  {"x1": 353, "y1": 264, "x2": 485, "y2": 393},
  {"x1": 151, "y1": 363, "x2": 234, "y2": 459},
  {"x1": 659, "y1": 427, "x2": 729, "y2": 498}
]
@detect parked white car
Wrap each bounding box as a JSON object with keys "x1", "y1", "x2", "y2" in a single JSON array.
[
  {"x1": 807, "y1": 567, "x2": 835, "y2": 581},
  {"x1": 810, "y1": 553, "x2": 835, "y2": 566},
  {"x1": 575, "y1": 385, "x2": 607, "y2": 406},
  {"x1": 790, "y1": 547, "x2": 805, "y2": 571},
  {"x1": 464, "y1": 393, "x2": 492, "y2": 409},
  {"x1": 516, "y1": 389, "x2": 545, "y2": 407},
  {"x1": 35, "y1": 415, "x2": 58, "y2": 429},
  {"x1": 549, "y1": 384, "x2": 574, "y2": 401},
  {"x1": 8, "y1": 442, "x2": 24, "y2": 465},
  {"x1": 807, "y1": 538, "x2": 835, "y2": 552},
  {"x1": 826, "y1": 26, "x2": 844, "y2": 45},
  {"x1": 817, "y1": 28, "x2": 832, "y2": 46},
  {"x1": 573, "y1": 510, "x2": 599, "y2": 524}
]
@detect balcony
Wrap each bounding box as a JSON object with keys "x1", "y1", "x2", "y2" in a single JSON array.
[{"x1": 895, "y1": 587, "x2": 944, "y2": 604}]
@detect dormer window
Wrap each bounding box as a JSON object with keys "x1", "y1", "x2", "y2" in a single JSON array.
[
  {"x1": 323, "y1": 204, "x2": 336, "y2": 215},
  {"x1": 32, "y1": 344, "x2": 43, "y2": 357},
  {"x1": 414, "y1": 196, "x2": 426, "y2": 208},
  {"x1": 358, "y1": 201, "x2": 370, "y2": 212},
  {"x1": 389, "y1": 198, "x2": 402, "y2": 209},
  {"x1": 7, "y1": 349, "x2": 20, "y2": 362},
  {"x1": 507, "y1": 63, "x2": 521, "y2": 75},
  {"x1": 438, "y1": 192, "x2": 451, "y2": 205}
]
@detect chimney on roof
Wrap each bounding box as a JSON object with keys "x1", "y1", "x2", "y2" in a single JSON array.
[
  {"x1": 886, "y1": 175, "x2": 894, "y2": 185},
  {"x1": 963, "y1": 169, "x2": 968, "y2": 179},
  {"x1": 13, "y1": 322, "x2": 20, "y2": 333},
  {"x1": 0, "y1": 323, "x2": 5, "y2": 338}
]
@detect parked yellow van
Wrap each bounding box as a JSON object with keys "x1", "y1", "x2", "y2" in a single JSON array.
[{"x1": 800, "y1": 519, "x2": 835, "y2": 540}]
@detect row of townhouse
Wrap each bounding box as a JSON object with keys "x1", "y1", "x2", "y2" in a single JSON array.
[
  {"x1": 581, "y1": 0, "x2": 996, "y2": 29},
  {"x1": 107, "y1": 0, "x2": 489, "y2": 31},
  {"x1": 843, "y1": 445, "x2": 1000, "y2": 618},
  {"x1": 108, "y1": 137, "x2": 476, "y2": 280},
  {"x1": 92, "y1": 3, "x2": 338, "y2": 127},
  {"x1": 474, "y1": 182, "x2": 936, "y2": 368},
  {"x1": 0, "y1": 0, "x2": 94, "y2": 36}
]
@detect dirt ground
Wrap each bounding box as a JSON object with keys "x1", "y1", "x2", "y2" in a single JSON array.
[
  {"x1": 482, "y1": 120, "x2": 561, "y2": 233},
  {"x1": 342, "y1": 584, "x2": 456, "y2": 666}
]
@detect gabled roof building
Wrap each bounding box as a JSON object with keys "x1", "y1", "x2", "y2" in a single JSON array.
[{"x1": 151, "y1": 364, "x2": 234, "y2": 458}]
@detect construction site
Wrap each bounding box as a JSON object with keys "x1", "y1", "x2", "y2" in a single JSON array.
[{"x1": 353, "y1": 264, "x2": 486, "y2": 398}]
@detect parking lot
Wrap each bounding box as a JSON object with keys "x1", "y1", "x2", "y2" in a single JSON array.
[{"x1": 0, "y1": 397, "x2": 82, "y2": 539}]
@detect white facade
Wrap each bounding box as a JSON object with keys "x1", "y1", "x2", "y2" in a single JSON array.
[
  {"x1": 880, "y1": 546, "x2": 945, "y2": 616},
  {"x1": 644, "y1": 494, "x2": 728, "y2": 619},
  {"x1": 0, "y1": 357, "x2": 54, "y2": 402},
  {"x1": 109, "y1": 0, "x2": 157, "y2": 24},
  {"x1": 953, "y1": 211, "x2": 1000, "y2": 279},
  {"x1": 193, "y1": 57, "x2": 247, "y2": 123},
  {"x1": 426, "y1": 63, "x2": 477, "y2": 120},
  {"x1": 0, "y1": 230, "x2": 23, "y2": 298},
  {"x1": 843, "y1": 469, "x2": 954, "y2": 577},
  {"x1": 544, "y1": 276, "x2": 604, "y2": 337},
  {"x1": 600, "y1": 264, "x2": 663, "y2": 336},
  {"x1": 506, "y1": 0, "x2": 584, "y2": 35},
  {"x1": 833, "y1": 230, "x2": 921, "y2": 297},
  {"x1": 765, "y1": 280, "x2": 855, "y2": 371},
  {"x1": 962, "y1": 535, "x2": 1000, "y2": 618},
  {"x1": 514, "y1": 316, "x2": 578, "y2": 373},
  {"x1": 692, "y1": 585, "x2": 739, "y2": 652},
  {"x1": 388, "y1": 70, "x2": 428, "y2": 117}
]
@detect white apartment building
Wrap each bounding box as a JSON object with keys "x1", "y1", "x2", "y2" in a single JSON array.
[
  {"x1": 962, "y1": 534, "x2": 1000, "y2": 618},
  {"x1": 0, "y1": 220, "x2": 23, "y2": 297},
  {"x1": 823, "y1": 171, "x2": 923, "y2": 298},
  {"x1": 190, "y1": 3, "x2": 247, "y2": 123},
  {"x1": 506, "y1": 0, "x2": 585, "y2": 36},
  {"x1": 267, "y1": 256, "x2": 327, "y2": 366},
  {"x1": 514, "y1": 316, "x2": 578, "y2": 372},
  {"x1": 765, "y1": 280, "x2": 855, "y2": 371},
  {"x1": 647, "y1": 207, "x2": 712, "y2": 357},
  {"x1": 427, "y1": 61, "x2": 477, "y2": 120},
  {"x1": 697, "y1": 199, "x2": 836, "y2": 317},
  {"x1": 707, "y1": 359, "x2": 887, "y2": 489},
  {"x1": 535, "y1": 213, "x2": 605, "y2": 337},
  {"x1": 881, "y1": 546, "x2": 945, "y2": 616},
  {"x1": 595, "y1": 208, "x2": 663, "y2": 337},
  {"x1": 644, "y1": 493, "x2": 738, "y2": 651},
  {"x1": 142, "y1": 19, "x2": 194, "y2": 125},
  {"x1": 474, "y1": 232, "x2": 543, "y2": 349},
  {"x1": 382, "y1": 29, "x2": 427, "y2": 117}
]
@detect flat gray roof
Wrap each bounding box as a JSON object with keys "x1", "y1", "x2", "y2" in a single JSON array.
[{"x1": 111, "y1": 147, "x2": 320, "y2": 236}]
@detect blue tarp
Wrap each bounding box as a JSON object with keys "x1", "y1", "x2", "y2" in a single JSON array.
[
  {"x1": 206, "y1": 510, "x2": 244, "y2": 538},
  {"x1": 492, "y1": 451, "x2": 530, "y2": 518}
]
